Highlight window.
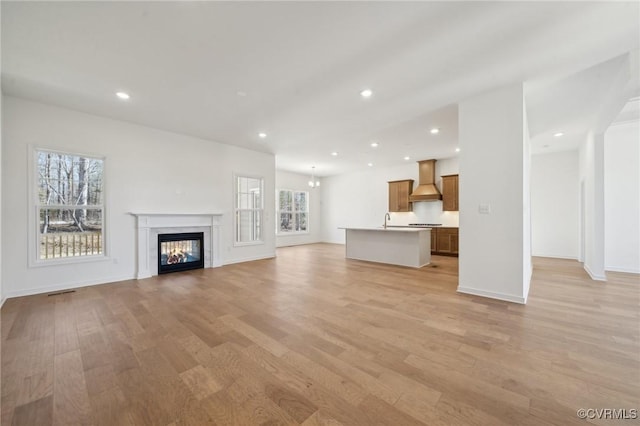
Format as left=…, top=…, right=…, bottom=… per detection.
left=235, top=175, right=263, bottom=245
left=35, top=149, right=105, bottom=262
left=277, top=189, right=308, bottom=234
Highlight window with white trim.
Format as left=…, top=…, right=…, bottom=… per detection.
left=35, top=149, right=105, bottom=261
left=234, top=175, right=263, bottom=244
left=277, top=189, right=308, bottom=234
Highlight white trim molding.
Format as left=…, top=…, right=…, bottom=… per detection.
left=457, top=286, right=527, bottom=304
left=223, top=254, right=276, bottom=266
left=531, top=254, right=579, bottom=260
left=4, top=274, right=134, bottom=300
left=605, top=266, right=640, bottom=274
left=130, top=213, right=223, bottom=279
left=584, top=264, right=607, bottom=281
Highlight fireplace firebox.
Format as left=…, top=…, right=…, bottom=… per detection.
left=158, top=232, right=204, bottom=274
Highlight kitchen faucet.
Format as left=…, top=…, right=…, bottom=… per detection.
left=384, top=212, right=391, bottom=229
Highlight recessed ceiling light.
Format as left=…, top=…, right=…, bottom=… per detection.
left=367, top=162, right=374, bottom=167
left=554, top=132, right=564, bottom=137
left=404, top=156, right=410, bottom=160
left=430, top=128, right=440, bottom=134
left=116, top=92, right=130, bottom=100
left=455, top=148, right=460, bottom=152
left=370, top=142, right=379, bottom=148
left=360, top=89, right=373, bottom=98
left=236, top=91, right=247, bottom=97
left=331, top=151, right=338, bottom=156
left=258, top=132, right=267, bottom=139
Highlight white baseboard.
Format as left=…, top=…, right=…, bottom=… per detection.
left=532, top=254, right=579, bottom=260
left=524, top=263, right=532, bottom=302
left=605, top=266, right=640, bottom=274
left=276, top=241, right=321, bottom=248
left=4, top=274, right=135, bottom=300
left=223, top=254, right=275, bottom=266
left=321, top=239, right=345, bottom=245
left=2, top=255, right=277, bottom=301
left=457, top=286, right=527, bottom=304
left=584, top=264, right=607, bottom=281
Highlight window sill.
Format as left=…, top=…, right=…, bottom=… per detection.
left=29, top=254, right=111, bottom=268
left=233, top=241, right=264, bottom=248
left=277, top=231, right=310, bottom=236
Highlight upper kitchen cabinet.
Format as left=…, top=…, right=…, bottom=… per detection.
left=442, top=174, right=459, bottom=211
left=388, top=179, right=414, bottom=212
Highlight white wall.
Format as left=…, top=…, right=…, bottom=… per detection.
left=522, top=100, right=532, bottom=297
left=275, top=170, right=323, bottom=247
left=579, top=131, right=607, bottom=280
left=321, top=158, right=459, bottom=244
left=0, top=57, right=3, bottom=307
left=530, top=150, right=580, bottom=259
left=605, top=120, right=640, bottom=273
left=458, top=83, right=530, bottom=304
left=2, top=96, right=276, bottom=298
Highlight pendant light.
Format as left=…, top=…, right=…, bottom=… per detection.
left=308, top=166, right=320, bottom=188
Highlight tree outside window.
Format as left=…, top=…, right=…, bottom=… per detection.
left=35, top=150, right=105, bottom=261
left=277, top=190, right=308, bottom=233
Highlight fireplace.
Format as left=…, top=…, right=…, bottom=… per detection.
left=131, top=213, right=222, bottom=278
left=157, top=232, right=204, bottom=274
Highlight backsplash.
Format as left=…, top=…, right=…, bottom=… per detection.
left=389, top=202, right=459, bottom=227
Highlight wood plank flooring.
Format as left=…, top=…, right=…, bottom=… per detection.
left=2, top=243, right=639, bottom=425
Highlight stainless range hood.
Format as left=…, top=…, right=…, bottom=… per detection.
left=409, top=159, right=442, bottom=202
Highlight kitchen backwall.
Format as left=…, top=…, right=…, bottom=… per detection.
left=322, top=157, right=459, bottom=244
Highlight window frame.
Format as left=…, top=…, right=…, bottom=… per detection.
left=233, top=174, right=265, bottom=247
left=28, top=146, right=109, bottom=267
left=276, top=188, right=310, bottom=235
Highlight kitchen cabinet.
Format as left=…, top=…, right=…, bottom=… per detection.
left=442, top=174, right=459, bottom=211
left=431, top=230, right=437, bottom=252
left=431, top=227, right=459, bottom=256
left=388, top=179, right=414, bottom=212
left=343, top=227, right=431, bottom=268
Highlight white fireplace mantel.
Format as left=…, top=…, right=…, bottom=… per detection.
left=130, top=213, right=223, bottom=279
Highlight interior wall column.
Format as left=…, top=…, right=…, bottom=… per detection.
left=580, top=131, right=607, bottom=280
left=457, top=82, right=532, bottom=304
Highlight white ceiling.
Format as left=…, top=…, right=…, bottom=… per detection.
left=528, top=52, right=640, bottom=154
left=2, top=2, right=639, bottom=175
left=615, top=97, right=640, bottom=125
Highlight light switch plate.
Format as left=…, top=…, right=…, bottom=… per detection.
left=479, top=203, right=491, bottom=214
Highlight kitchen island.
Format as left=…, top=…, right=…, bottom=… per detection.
left=340, top=227, right=431, bottom=268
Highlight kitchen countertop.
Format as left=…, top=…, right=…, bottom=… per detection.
left=385, top=225, right=458, bottom=229
left=338, top=226, right=431, bottom=232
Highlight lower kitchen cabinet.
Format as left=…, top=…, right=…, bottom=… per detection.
left=430, top=231, right=437, bottom=252
left=431, top=227, right=458, bottom=256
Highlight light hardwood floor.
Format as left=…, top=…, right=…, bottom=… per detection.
left=2, top=243, right=638, bottom=425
